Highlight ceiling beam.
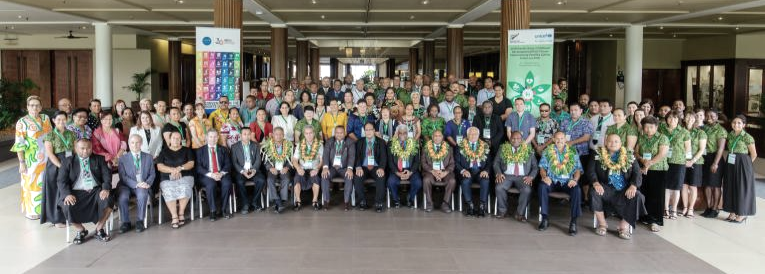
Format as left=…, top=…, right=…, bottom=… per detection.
left=243, top=0, right=304, bottom=39
left=424, top=0, right=499, bottom=40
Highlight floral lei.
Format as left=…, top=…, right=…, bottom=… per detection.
left=425, top=140, right=450, bottom=162
left=392, top=138, right=418, bottom=158
left=543, top=145, right=577, bottom=175
left=597, top=146, right=633, bottom=173
left=499, top=143, right=531, bottom=164
left=459, top=139, right=489, bottom=163
left=300, top=138, right=322, bottom=162
left=262, top=137, right=293, bottom=163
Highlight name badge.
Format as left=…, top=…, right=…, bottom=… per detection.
left=275, top=161, right=284, bottom=170
left=667, top=149, right=673, bottom=159
left=433, top=161, right=443, bottom=170
left=594, top=155, right=601, bottom=161
left=561, top=174, right=570, bottom=179
left=243, top=162, right=251, bottom=171
left=402, top=160, right=409, bottom=169
left=456, top=136, right=464, bottom=143
left=383, top=135, right=390, bottom=142
left=65, top=151, right=73, bottom=158
left=182, top=140, right=187, bottom=146
left=727, top=154, right=736, bottom=164
left=565, top=134, right=572, bottom=141
left=333, top=155, right=342, bottom=167
left=537, top=135, right=546, bottom=145
left=368, top=157, right=376, bottom=166
left=407, top=131, right=414, bottom=138
left=302, top=161, right=313, bottom=170
left=483, top=128, right=491, bottom=139
left=593, top=132, right=601, bottom=140
left=608, top=169, right=617, bottom=175
left=643, top=153, right=653, bottom=160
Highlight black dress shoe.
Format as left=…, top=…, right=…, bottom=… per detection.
left=358, top=202, right=369, bottom=211
left=241, top=205, right=250, bottom=215
left=477, top=203, right=487, bottom=218
left=313, top=202, right=320, bottom=211
left=405, top=199, right=413, bottom=208
left=135, top=222, right=145, bottom=233
left=376, top=204, right=383, bottom=213
left=94, top=229, right=111, bottom=242
left=538, top=219, right=549, bottom=231
left=119, top=223, right=132, bottom=234
left=569, top=222, right=578, bottom=236
left=344, top=202, right=350, bottom=211
left=465, top=203, right=475, bottom=217
left=394, top=201, right=401, bottom=208
left=323, top=201, right=329, bottom=211
left=251, top=203, right=263, bottom=212
left=210, top=212, right=218, bottom=221
left=700, top=208, right=711, bottom=217
left=223, top=213, right=232, bottom=219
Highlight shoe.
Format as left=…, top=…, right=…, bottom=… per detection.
left=73, top=230, right=87, bottom=245
left=394, top=201, right=401, bottom=208
left=538, top=219, right=549, bottom=231
left=441, top=202, right=452, bottom=213
left=224, top=212, right=232, bottom=219
left=478, top=203, right=487, bottom=218
left=252, top=203, right=263, bottom=212
left=135, top=222, right=145, bottom=233
left=344, top=202, right=350, bottom=211
left=704, top=210, right=719, bottom=218
left=210, top=211, right=219, bottom=221
left=294, top=201, right=302, bottom=211
left=94, top=229, right=111, bottom=242
left=119, top=223, right=132, bottom=234
left=495, top=212, right=506, bottom=219
left=313, top=201, right=320, bottom=211
left=376, top=204, right=383, bottom=213
left=241, top=205, right=250, bottom=215
left=405, top=199, right=413, bottom=208
left=323, top=201, right=329, bottom=211
left=514, top=214, right=527, bottom=223
left=178, top=215, right=186, bottom=226
left=730, top=217, right=748, bottom=224
left=358, top=202, right=369, bottom=211
left=568, top=222, right=578, bottom=236
left=465, top=203, right=475, bottom=217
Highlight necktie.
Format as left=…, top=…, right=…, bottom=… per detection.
left=513, top=148, right=520, bottom=175
left=133, top=153, right=140, bottom=170
left=597, top=116, right=604, bottom=130
left=211, top=147, right=219, bottom=173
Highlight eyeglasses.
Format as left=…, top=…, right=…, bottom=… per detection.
left=540, top=109, right=550, bottom=112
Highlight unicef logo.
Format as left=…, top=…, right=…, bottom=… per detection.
left=202, top=37, right=212, bottom=46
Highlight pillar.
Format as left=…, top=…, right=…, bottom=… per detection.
left=409, top=47, right=419, bottom=81
left=214, top=0, right=243, bottom=96
left=168, top=39, right=182, bottom=102
left=329, top=58, right=339, bottom=79
left=625, top=25, right=643, bottom=107
left=446, top=26, right=464, bottom=79
left=310, top=47, right=320, bottom=82
left=500, top=0, right=530, bottom=84
left=255, top=55, right=264, bottom=79
left=296, top=39, right=309, bottom=83
left=422, top=40, right=435, bottom=77
left=386, top=58, right=396, bottom=80
left=94, top=22, right=112, bottom=107
left=270, top=26, right=288, bottom=85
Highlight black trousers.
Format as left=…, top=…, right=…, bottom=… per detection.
left=234, top=172, right=266, bottom=209
left=353, top=167, right=386, bottom=205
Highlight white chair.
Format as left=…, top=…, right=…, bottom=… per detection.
left=458, top=183, right=492, bottom=213
left=493, top=187, right=528, bottom=219
left=157, top=187, right=195, bottom=225
left=538, top=191, right=571, bottom=222
left=197, top=186, right=234, bottom=219
left=330, top=177, right=355, bottom=206
left=108, top=195, right=152, bottom=234
left=423, top=182, right=455, bottom=211
left=386, top=180, right=418, bottom=209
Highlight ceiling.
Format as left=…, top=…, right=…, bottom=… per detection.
left=2, top=0, right=765, bottom=60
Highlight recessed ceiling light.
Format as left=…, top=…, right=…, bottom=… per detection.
left=80, top=26, right=87, bottom=29
left=421, top=0, right=429, bottom=4
left=320, top=15, right=325, bottom=19
left=717, top=16, right=724, bottom=21
left=673, top=33, right=677, bottom=38
left=609, top=34, right=613, bottom=37
left=735, top=26, right=741, bottom=30
left=659, top=26, right=664, bottom=30
left=17, top=15, right=22, bottom=19
left=175, top=0, right=184, bottom=4
left=311, top=0, right=317, bottom=4
left=255, top=10, right=263, bottom=15
left=557, top=1, right=566, bottom=5
left=409, top=15, right=415, bottom=20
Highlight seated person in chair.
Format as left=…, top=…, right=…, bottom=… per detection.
left=353, top=122, right=388, bottom=213
left=455, top=127, right=491, bottom=217
left=292, top=125, right=323, bottom=211
left=421, top=130, right=457, bottom=213
left=494, top=131, right=538, bottom=222
left=263, top=127, right=294, bottom=213
left=320, top=126, right=355, bottom=211
left=387, top=125, right=422, bottom=208
left=156, top=132, right=195, bottom=228
left=231, top=127, right=265, bottom=214
left=195, top=130, right=233, bottom=221
left=117, top=134, right=156, bottom=233
left=538, top=131, right=584, bottom=236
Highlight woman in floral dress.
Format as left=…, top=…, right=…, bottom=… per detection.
left=12, top=95, right=52, bottom=219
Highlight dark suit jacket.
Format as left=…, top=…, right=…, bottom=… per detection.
left=322, top=137, right=355, bottom=169
left=195, top=145, right=232, bottom=176
left=58, top=154, right=112, bottom=197
left=492, top=145, right=539, bottom=177
left=421, top=144, right=455, bottom=174
left=454, top=142, right=492, bottom=174
left=231, top=141, right=262, bottom=173
left=117, top=151, right=156, bottom=189
left=326, top=88, right=344, bottom=104
left=472, top=113, right=505, bottom=151
left=387, top=138, right=420, bottom=173
left=354, top=137, right=388, bottom=170
left=587, top=154, right=642, bottom=189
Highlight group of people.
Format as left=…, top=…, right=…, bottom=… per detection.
left=12, top=74, right=757, bottom=245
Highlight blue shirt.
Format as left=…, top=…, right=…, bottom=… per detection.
left=559, top=117, right=594, bottom=156
left=505, top=111, right=537, bottom=139
left=240, top=107, right=258, bottom=126
left=347, top=113, right=377, bottom=139
left=607, top=152, right=627, bottom=191
left=551, top=110, right=570, bottom=124
left=539, top=145, right=583, bottom=184
left=444, top=119, right=470, bottom=145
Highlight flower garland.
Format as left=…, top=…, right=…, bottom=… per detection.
left=543, top=145, right=577, bottom=176
left=425, top=140, right=450, bottom=162
left=391, top=138, right=418, bottom=158
left=597, top=146, right=633, bottom=173
left=459, top=138, right=489, bottom=163
left=499, top=143, right=531, bottom=164
left=262, top=137, right=293, bottom=163
left=300, top=138, right=322, bottom=162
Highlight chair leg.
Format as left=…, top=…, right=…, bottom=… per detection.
left=458, top=188, right=462, bottom=212
left=190, top=187, right=195, bottom=221
left=524, top=205, right=529, bottom=219
left=351, top=187, right=356, bottom=206
left=266, top=184, right=271, bottom=208
left=386, top=187, right=390, bottom=208
left=158, top=189, right=163, bottom=225
left=198, top=189, right=204, bottom=219
left=493, top=195, right=498, bottom=215
left=592, top=214, right=597, bottom=229
left=144, top=197, right=149, bottom=228
left=538, top=205, right=542, bottom=222
left=107, top=211, right=113, bottom=236
left=232, top=185, right=238, bottom=213
left=414, top=189, right=418, bottom=209
left=451, top=193, right=455, bottom=211
left=65, top=220, right=71, bottom=243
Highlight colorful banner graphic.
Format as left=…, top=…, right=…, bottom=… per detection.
left=506, top=28, right=554, bottom=117
left=196, top=27, right=242, bottom=111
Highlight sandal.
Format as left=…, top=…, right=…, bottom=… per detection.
left=171, top=218, right=180, bottom=229
left=73, top=229, right=87, bottom=245
left=293, top=201, right=302, bottom=211
left=684, top=211, right=695, bottom=218
left=94, top=229, right=111, bottom=242
left=663, top=210, right=670, bottom=219
left=669, top=211, right=678, bottom=220
left=595, top=226, right=608, bottom=236
left=649, top=223, right=660, bottom=232
left=617, top=228, right=632, bottom=240
left=178, top=215, right=186, bottom=226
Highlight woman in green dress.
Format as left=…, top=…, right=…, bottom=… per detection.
left=12, top=95, right=53, bottom=220
left=660, top=110, right=691, bottom=220
left=634, top=116, right=669, bottom=232
left=606, top=108, right=638, bottom=151
left=420, top=104, right=445, bottom=142
left=41, top=111, right=76, bottom=226
left=410, top=91, right=427, bottom=119
left=680, top=110, right=707, bottom=218
left=722, top=115, right=757, bottom=223
left=701, top=109, right=727, bottom=218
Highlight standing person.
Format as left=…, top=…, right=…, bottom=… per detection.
left=410, top=91, right=427, bottom=118
left=188, top=103, right=212, bottom=150
left=387, top=125, right=422, bottom=208
left=272, top=102, right=299, bottom=142
left=505, top=97, right=537, bottom=145
left=265, top=85, right=284, bottom=117
left=57, top=98, right=73, bottom=125
left=12, top=96, right=52, bottom=219
left=291, top=126, right=324, bottom=211
left=550, top=98, right=570, bottom=125
left=533, top=103, right=558, bottom=155
left=87, top=99, right=102, bottom=130
left=119, top=108, right=136, bottom=140
left=421, top=104, right=446, bottom=142
left=476, top=77, right=495, bottom=105
left=555, top=78, right=569, bottom=103
left=560, top=104, right=593, bottom=185
left=162, top=107, right=190, bottom=148
left=472, top=102, right=505, bottom=157
left=494, top=131, right=537, bottom=222
left=353, top=123, right=388, bottom=213
left=346, top=100, right=376, bottom=141
left=635, top=117, right=670, bottom=232
left=722, top=115, right=757, bottom=223
left=219, top=108, right=244, bottom=148
left=381, top=87, right=404, bottom=119
left=130, top=111, right=163, bottom=158
left=180, top=103, right=194, bottom=124
left=701, top=110, right=727, bottom=218
left=152, top=100, right=168, bottom=129
left=320, top=100, right=348, bottom=141
left=67, top=108, right=93, bottom=140
left=631, top=109, right=646, bottom=129
left=606, top=108, right=638, bottom=152
left=92, top=112, right=127, bottom=171
left=438, top=89, right=459, bottom=122
left=196, top=131, right=234, bottom=221
left=320, top=126, right=355, bottom=210
left=400, top=104, right=422, bottom=141
left=41, top=111, right=75, bottom=227
left=250, top=109, right=273, bottom=143
left=445, top=106, right=470, bottom=148
left=660, top=110, right=691, bottom=220
left=681, top=111, right=706, bottom=218
left=117, top=134, right=156, bottom=233
left=376, top=107, right=398, bottom=143
left=455, top=127, right=491, bottom=217
left=538, top=131, right=584, bottom=236
left=208, top=96, right=230, bottom=132
left=421, top=130, right=457, bottom=213
left=294, top=106, right=322, bottom=142
left=241, top=95, right=259, bottom=126
left=230, top=127, right=265, bottom=214
left=314, top=94, right=327, bottom=120
left=490, top=84, right=513, bottom=121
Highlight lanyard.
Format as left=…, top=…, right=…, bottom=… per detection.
left=456, top=120, right=465, bottom=136
left=53, top=128, right=71, bottom=150
left=243, top=143, right=250, bottom=160
left=279, top=115, right=288, bottom=125
left=518, top=112, right=525, bottom=129
left=27, top=115, right=42, bottom=129
left=366, top=138, right=374, bottom=155
left=667, top=127, right=677, bottom=143
left=133, top=153, right=141, bottom=170
left=335, top=140, right=343, bottom=154
left=484, top=117, right=490, bottom=128
left=596, top=114, right=611, bottom=129
left=446, top=102, right=455, bottom=114
left=382, top=120, right=392, bottom=136
left=329, top=113, right=339, bottom=127
left=171, top=122, right=185, bottom=140
left=729, top=132, right=744, bottom=151
left=567, top=118, right=581, bottom=133
left=360, top=114, right=368, bottom=125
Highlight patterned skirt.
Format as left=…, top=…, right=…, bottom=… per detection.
left=160, top=176, right=194, bottom=202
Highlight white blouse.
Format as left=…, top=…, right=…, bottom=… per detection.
left=130, top=126, right=163, bottom=158
left=271, top=114, right=298, bottom=142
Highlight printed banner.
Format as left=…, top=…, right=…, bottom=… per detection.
left=506, top=28, right=554, bottom=117
left=196, top=27, right=242, bottom=111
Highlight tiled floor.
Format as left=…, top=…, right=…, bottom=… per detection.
left=0, top=157, right=761, bottom=273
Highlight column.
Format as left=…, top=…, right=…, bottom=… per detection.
left=255, top=55, right=264, bottom=79
left=409, top=47, right=419, bottom=81
left=625, top=25, right=643, bottom=107
left=386, top=58, right=396, bottom=80
left=168, top=39, right=182, bottom=101
left=270, top=26, right=288, bottom=85
left=94, top=22, right=112, bottom=108
left=214, top=0, right=243, bottom=96
left=296, top=39, right=309, bottom=83
left=446, top=26, right=464, bottom=79
left=310, top=47, right=320, bottom=82
left=422, top=40, right=435, bottom=77
left=500, top=0, right=530, bottom=84
left=329, top=58, right=339, bottom=79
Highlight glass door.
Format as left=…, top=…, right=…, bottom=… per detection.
left=748, top=68, right=763, bottom=115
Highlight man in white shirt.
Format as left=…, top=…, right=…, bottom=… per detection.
left=438, top=89, right=459, bottom=122
left=476, top=77, right=495, bottom=105
left=351, top=79, right=366, bottom=103
left=589, top=99, right=615, bottom=152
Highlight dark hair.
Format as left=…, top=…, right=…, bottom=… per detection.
left=613, top=108, right=625, bottom=115
left=300, top=91, right=312, bottom=102
left=89, top=99, right=101, bottom=107
left=53, top=110, right=68, bottom=119
left=494, top=83, right=504, bottom=90
left=627, top=101, right=638, bottom=107
left=98, top=110, right=113, bottom=120
left=514, top=97, right=525, bottom=103
left=73, top=107, right=88, bottom=116
left=303, top=105, right=315, bottom=112
left=733, top=114, right=747, bottom=124
left=641, top=116, right=659, bottom=127
left=540, top=103, right=551, bottom=109
left=246, top=95, right=256, bottom=101
left=599, top=99, right=612, bottom=107
left=666, top=110, right=682, bottom=119
left=557, top=78, right=567, bottom=85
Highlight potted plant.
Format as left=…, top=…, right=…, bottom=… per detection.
left=124, top=69, right=154, bottom=109
left=0, top=78, right=37, bottom=131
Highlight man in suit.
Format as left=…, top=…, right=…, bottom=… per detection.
left=455, top=127, right=492, bottom=217
left=387, top=125, right=422, bottom=208
left=231, top=127, right=265, bottom=214
left=472, top=101, right=505, bottom=160
left=58, top=139, right=114, bottom=245
left=494, top=131, right=538, bottom=222
left=117, top=134, right=156, bottom=233
left=354, top=122, right=388, bottom=212
left=421, top=130, right=457, bottom=213
left=326, top=79, right=345, bottom=105
left=321, top=126, right=355, bottom=211
left=195, top=130, right=234, bottom=221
